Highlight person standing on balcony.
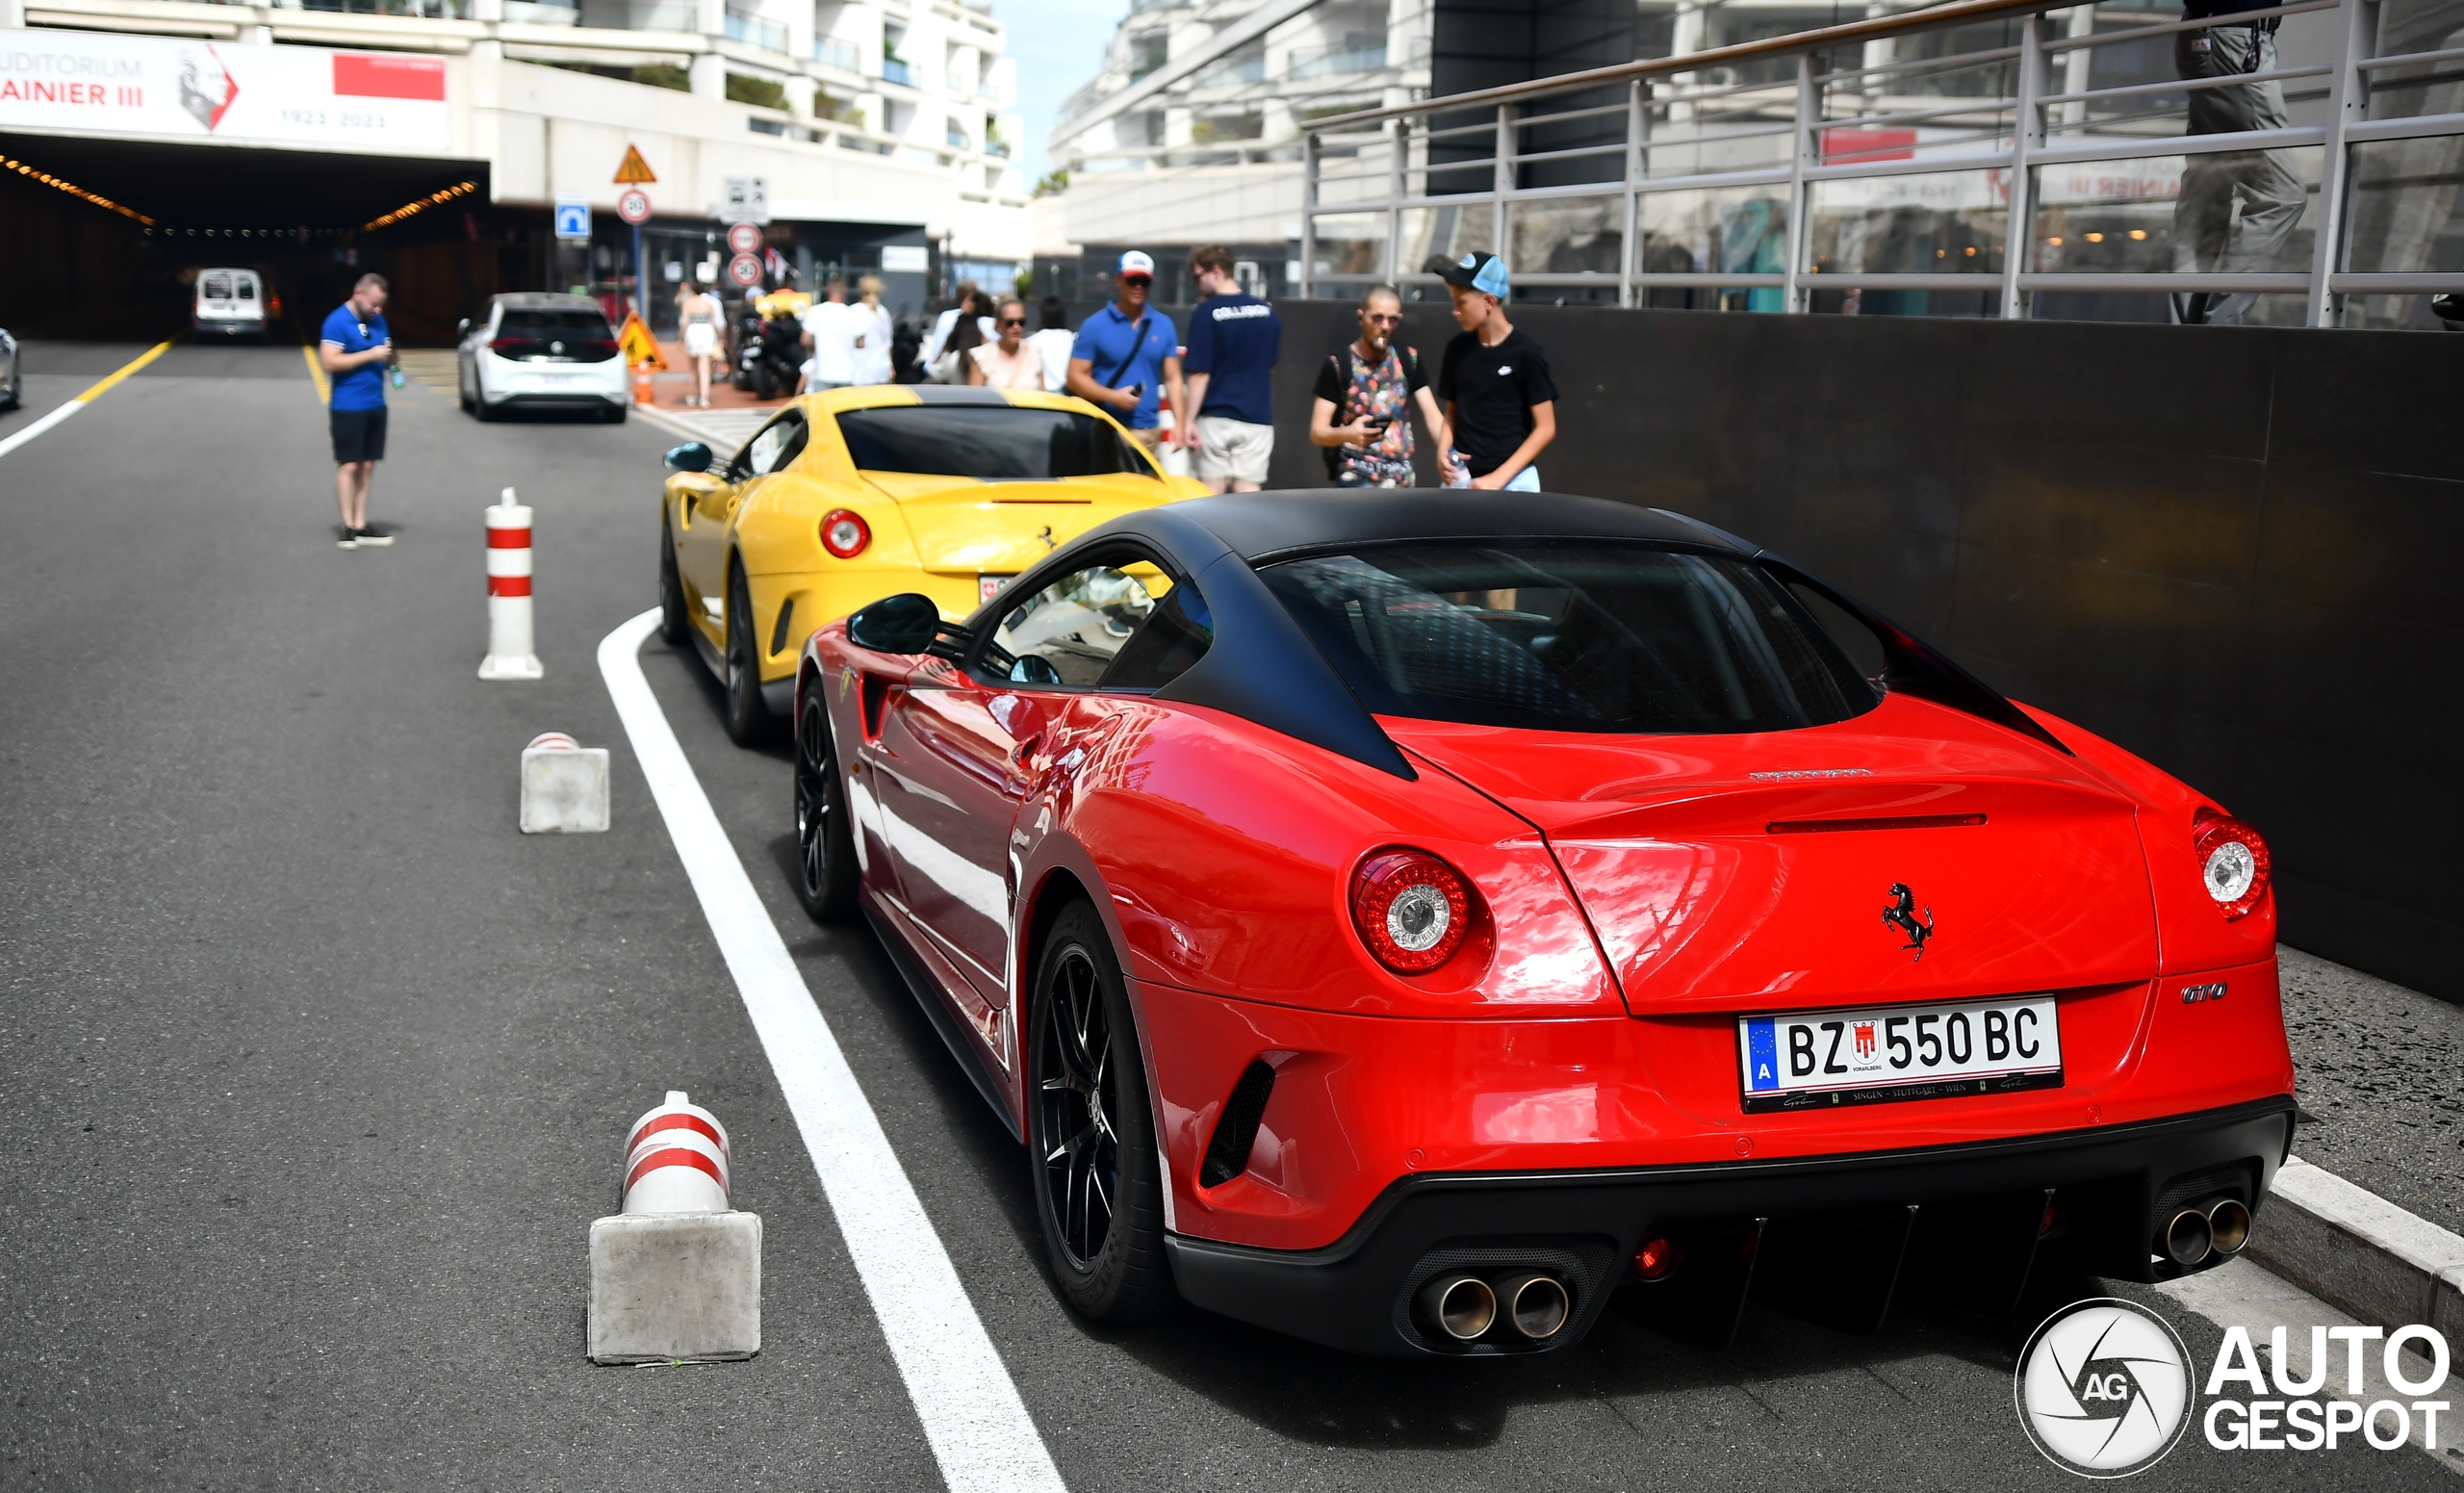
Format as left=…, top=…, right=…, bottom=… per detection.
left=1310, top=284, right=1444, bottom=488
left=1182, top=245, right=1280, bottom=492
left=2169, top=0, right=2304, bottom=325
left=1066, top=250, right=1183, bottom=455
left=1434, top=252, right=1555, bottom=491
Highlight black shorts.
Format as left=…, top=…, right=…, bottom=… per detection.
left=330, top=405, right=388, bottom=464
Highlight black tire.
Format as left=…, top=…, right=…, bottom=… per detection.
left=656, top=512, right=690, bottom=646
left=792, top=687, right=860, bottom=921
left=474, top=393, right=499, bottom=423
left=722, top=562, right=768, bottom=745
left=603, top=403, right=628, bottom=425
left=458, top=362, right=474, bottom=412
left=1028, top=901, right=1173, bottom=1324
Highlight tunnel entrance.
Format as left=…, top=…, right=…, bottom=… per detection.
left=0, top=133, right=554, bottom=345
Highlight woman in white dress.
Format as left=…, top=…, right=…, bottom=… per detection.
left=675, top=279, right=724, bottom=408
left=849, top=275, right=895, bottom=385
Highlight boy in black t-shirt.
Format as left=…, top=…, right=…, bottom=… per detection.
left=1433, top=252, right=1556, bottom=491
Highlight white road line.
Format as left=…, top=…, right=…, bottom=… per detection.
left=0, top=399, right=85, bottom=462
left=597, top=608, right=1065, bottom=1493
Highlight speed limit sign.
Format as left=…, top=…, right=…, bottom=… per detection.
left=726, top=222, right=761, bottom=255
left=726, top=252, right=763, bottom=289
left=616, top=188, right=653, bottom=225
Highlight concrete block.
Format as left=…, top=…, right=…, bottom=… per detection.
left=522, top=745, right=609, bottom=834
left=2247, top=1156, right=2464, bottom=1362
left=587, top=1210, right=761, bottom=1364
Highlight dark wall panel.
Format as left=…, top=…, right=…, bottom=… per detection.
left=1265, top=299, right=2464, bottom=1002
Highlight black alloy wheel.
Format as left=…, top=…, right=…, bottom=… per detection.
left=722, top=563, right=768, bottom=744
left=1028, top=901, right=1173, bottom=1323
left=656, top=513, right=690, bottom=646
left=792, top=691, right=860, bottom=920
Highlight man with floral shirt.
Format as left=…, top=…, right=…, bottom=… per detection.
left=1307, top=285, right=1446, bottom=487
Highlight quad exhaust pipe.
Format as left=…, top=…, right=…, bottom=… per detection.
left=1414, top=1270, right=1572, bottom=1345
left=2160, top=1196, right=2253, bottom=1267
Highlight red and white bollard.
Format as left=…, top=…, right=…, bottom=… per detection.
left=623, top=1091, right=731, bottom=1214
left=587, top=1090, right=763, bottom=1364
left=478, top=488, right=544, bottom=681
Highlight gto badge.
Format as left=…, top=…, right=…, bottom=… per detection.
left=1883, top=883, right=1935, bottom=961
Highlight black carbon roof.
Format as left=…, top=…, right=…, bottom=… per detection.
left=1138, top=490, right=1732, bottom=564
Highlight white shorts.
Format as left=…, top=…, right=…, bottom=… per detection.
left=1193, top=416, right=1273, bottom=484
left=683, top=322, right=718, bottom=358
left=1504, top=465, right=1541, bottom=492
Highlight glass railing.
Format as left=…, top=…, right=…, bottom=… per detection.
left=813, top=37, right=860, bottom=71
left=1299, top=0, right=2464, bottom=328
left=723, top=11, right=786, bottom=53
left=1289, top=43, right=1387, bottom=81
left=882, top=56, right=914, bottom=86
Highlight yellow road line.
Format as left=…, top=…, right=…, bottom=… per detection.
left=301, top=344, right=331, bottom=405
left=75, top=340, right=173, bottom=402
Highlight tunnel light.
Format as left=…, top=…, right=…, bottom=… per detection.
left=363, top=179, right=481, bottom=232
left=0, top=153, right=153, bottom=225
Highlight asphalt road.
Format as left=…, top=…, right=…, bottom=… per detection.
left=1, top=342, right=2454, bottom=1491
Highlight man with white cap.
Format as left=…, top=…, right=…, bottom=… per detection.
left=1065, top=250, right=1185, bottom=454
left=1434, top=250, right=1556, bottom=492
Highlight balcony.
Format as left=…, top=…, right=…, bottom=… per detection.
left=881, top=56, right=913, bottom=87
left=723, top=11, right=786, bottom=53
left=813, top=37, right=860, bottom=71
left=1288, top=40, right=1386, bottom=80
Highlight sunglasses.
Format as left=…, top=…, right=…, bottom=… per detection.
left=1120, top=273, right=1152, bottom=286
left=1365, top=313, right=1403, bottom=325
left=997, top=317, right=1026, bottom=326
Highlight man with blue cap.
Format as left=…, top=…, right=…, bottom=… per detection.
left=1065, top=249, right=1185, bottom=455
left=1434, top=250, right=1556, bottom=492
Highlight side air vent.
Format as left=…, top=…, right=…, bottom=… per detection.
left=1198, top=1060, right=1277, bottom=1188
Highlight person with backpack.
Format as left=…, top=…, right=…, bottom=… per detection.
left=1308, top=284, right=1445, bottom=487
left=1065, top=250, right=1183, bottom=455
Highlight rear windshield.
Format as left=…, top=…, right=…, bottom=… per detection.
left=500, top=309, right=612, bottom=338
left=1257, top=542, right=1879, bottom=734
left=835, top=406, right=1151, bottom=481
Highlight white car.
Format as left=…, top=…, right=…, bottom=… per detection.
left=456, top=293, right=629, bottom=423
left=192, top=268, right=268, bottom=341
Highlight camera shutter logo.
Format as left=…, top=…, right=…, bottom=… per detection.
left=2015, top=1299, right=2194, bottom=1477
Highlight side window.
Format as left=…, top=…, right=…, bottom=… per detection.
left=977, top=561, right=1210, bottom=690
left=737, top=412, right=808, bottom=479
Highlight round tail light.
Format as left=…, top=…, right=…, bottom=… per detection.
left=820, top=508, right=870, bottom=559
left=2192, top=810, right=2270, bottom=921
left=1348, top=848, right=1476, bottom=973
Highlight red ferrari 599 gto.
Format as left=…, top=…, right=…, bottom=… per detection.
left=788, top=492, right=2294, bottom=1355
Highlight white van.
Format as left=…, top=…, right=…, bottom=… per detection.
left=192, top=268, right=268, bottom=340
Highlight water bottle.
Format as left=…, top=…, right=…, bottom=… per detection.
left=1444, top=449, right=1472, bottom=489
left=388, top=363, right=407, bottom=391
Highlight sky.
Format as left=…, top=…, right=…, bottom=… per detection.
left=987, top=0, right=1126, bottom=181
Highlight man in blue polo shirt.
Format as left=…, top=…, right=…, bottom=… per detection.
left=318, top=272, right=398, bottom=549
left=1065, top=250, right=1183, bottom=456
left=1182, top=244, right=1280, bottom=493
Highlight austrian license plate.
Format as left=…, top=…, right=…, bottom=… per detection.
left=980, top=574, right=1015, bottom=604
left=1737, top=995, right=2062, bottom=1113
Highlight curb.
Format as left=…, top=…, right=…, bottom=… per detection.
left=2246, top=1155, right=2464, bottom=1351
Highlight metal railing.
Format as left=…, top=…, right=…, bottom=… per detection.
left=1298, top=0, right=2464, bottom=325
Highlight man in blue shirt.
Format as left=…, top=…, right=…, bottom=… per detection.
left=318, top=272, right=398, bottom=549
left=1065, top=250, right=1183, bottom=457
left=1182, top=244, right=1280, bottom=493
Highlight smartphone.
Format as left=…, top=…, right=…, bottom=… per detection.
left=1364, top=415, right=1393, bottom=430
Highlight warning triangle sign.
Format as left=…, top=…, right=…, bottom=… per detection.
left=613, top=144, right=657, bottom=184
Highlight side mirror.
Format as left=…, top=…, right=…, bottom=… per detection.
left=846, top=593, right=943, bottom=655
left=663, top=441, right=715, bottom=474
left=457, top=317, right=471, bottom=338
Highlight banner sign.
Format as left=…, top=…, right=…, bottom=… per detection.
left=0, top=29, right=449, bottom=151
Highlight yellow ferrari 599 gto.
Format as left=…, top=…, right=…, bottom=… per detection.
left=657, top=385, right=1207, bottom=741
